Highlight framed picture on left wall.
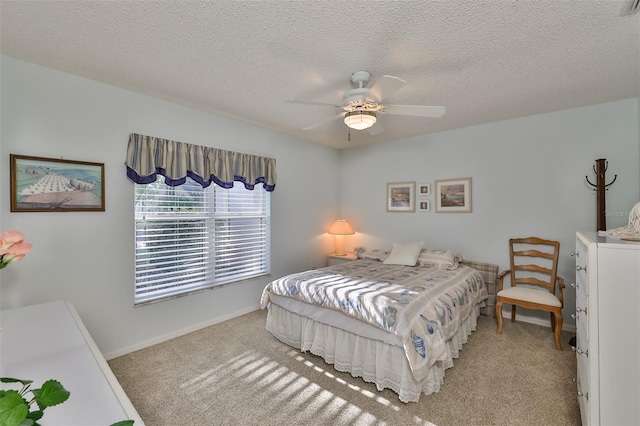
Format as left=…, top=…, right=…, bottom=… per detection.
left=10, top=154, right=105, bottom=212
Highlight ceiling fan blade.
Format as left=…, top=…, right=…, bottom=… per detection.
left=621, top=0, right=640, bottom=15
left=285, top=99, right=339, bottom=107
left=368, top=121, right=385, bottom=135
left=382, top=105, right=446, bottom=118
left=302, top=113, right=344, bottom=131
left=365, top=75, right=406, bottom=103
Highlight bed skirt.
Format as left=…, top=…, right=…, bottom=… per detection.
left=266, top=302, right=481, bottom=403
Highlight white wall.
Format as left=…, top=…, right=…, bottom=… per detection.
left=0, top=56, right=340, bottom=358
left=339, top=98, right=640, bottom=329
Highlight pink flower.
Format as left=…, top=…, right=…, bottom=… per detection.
left=0, top=230, right=31, bottom=269
left=0, top=230, right=26, bottom=247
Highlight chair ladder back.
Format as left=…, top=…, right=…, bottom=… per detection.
left=512, top=249, right=555, bottom=259
left=509, top=237, right=560, bottom=294
left=497, top=236, right=565, bottom=350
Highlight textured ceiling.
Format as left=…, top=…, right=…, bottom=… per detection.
left=1, top=1, right=639, bottom=149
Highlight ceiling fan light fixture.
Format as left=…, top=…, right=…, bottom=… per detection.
left=344, top=111, right=377, bottom=130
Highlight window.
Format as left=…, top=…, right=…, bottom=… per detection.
left=134, top=176, right=270, bottom=305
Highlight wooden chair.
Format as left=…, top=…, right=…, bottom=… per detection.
left=496, top=237, right=565, bottom=350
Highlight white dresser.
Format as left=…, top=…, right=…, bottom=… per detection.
left=0, top=300, right=144, bottom=425
left=574, top=232, right=640, bottom=426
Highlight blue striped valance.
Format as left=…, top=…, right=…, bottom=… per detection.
left=125, top=133, right=276, bottom=191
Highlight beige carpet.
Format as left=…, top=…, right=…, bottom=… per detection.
left=109, top=310, right=581, bottom=426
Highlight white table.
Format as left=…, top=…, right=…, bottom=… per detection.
left=0, top=300, right=144, bottom=426
left=327, top=252, right=357, bottom=266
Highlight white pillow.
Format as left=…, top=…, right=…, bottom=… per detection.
left=383, top=242, right=424, bottom=266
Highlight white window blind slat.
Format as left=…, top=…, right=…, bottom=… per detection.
left=134, top=176, right=270, bottom=305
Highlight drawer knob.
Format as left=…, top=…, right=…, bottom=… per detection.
left=571, top=313, right=577, bottom=320
left=570, top=251, right=580, bottom=258
left=577, top=391, right=589, bottom=400
left=576, top=307, right=587, bottom=315
left=576, top=348, right=589, bottom=357
left=576, top=265, right=587, bottom=272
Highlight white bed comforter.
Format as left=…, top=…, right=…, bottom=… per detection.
left=260, top=260, right=487, bottom=382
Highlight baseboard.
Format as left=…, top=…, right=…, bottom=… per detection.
left=104, top=305, right=261, bottom=360
left=499, top=312, right=577, bottom=333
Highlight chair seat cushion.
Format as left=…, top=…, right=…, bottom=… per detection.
left=498, top=286, right=561, bottom=307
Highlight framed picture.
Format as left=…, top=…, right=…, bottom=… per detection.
left=386, top=181, right=415, bottom=212
left=435, top=177, right=472, bottom=213
left=418, top=200, right=430, bottom=212
left=418, top=183, right=431, bottom=196
left=10, top=154, right=105, bottom=212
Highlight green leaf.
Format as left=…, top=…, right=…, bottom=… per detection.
left=0, top=378, right=33, bottom=386
left=110, top=421, right=135, bottom=426
left=17, top=418, right=35, bottom=426
left=0, top=389, right=29, bottom=426
left=25, top=410, right=43, bottom=421
left=31, top=380, right=70, bottom=409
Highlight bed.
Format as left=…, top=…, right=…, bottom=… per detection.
left=260, top=246, right=499, bottom=403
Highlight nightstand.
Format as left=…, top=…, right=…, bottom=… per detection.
left=328, top=253, right=357, bottom=266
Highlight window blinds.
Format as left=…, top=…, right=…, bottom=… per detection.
left=134, top=176, right=270, bottom=305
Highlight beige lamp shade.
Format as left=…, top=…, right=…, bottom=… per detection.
left=328, top=220, right=354, bottom=255
left=328, top=220, right=355, bottom=235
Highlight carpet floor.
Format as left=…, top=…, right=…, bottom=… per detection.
left=109, top=309, right=581, bottom=426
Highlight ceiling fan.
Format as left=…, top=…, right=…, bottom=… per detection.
left=621, top=0, right=639, bottom=15
left=287, top=70, right=446, bottom=135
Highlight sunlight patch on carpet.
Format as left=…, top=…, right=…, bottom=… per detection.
left=288, top=350, right=401, bottom=410
left=178, top=347, right=437, bottom=425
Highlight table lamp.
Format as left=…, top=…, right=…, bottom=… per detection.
left=328, top=220, right=355, bottom=256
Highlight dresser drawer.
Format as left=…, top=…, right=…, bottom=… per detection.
left=575, top=281, right=588, bottom=337
left=575, top=268, right=589, bottom=298
left=576, top=311, right=588, bottom=348
left=574, top=239, right=589, bottom=296
left=577, top=351, right=590, bottom=425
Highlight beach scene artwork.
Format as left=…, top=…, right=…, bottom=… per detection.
left=440, top=183, right=466, bottom=207
left=435, top=177, right=471, bottom=213
left=390, top=186, right=411, bottom=207
left=11, top=155, right=105, bottom=212
left=387, top=181, right=415, bottom=212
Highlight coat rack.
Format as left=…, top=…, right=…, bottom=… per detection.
left=585, top=158, right=617, bottom=231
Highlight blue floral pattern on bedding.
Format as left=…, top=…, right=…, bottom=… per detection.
left=260, top=259, right=488, bottom=382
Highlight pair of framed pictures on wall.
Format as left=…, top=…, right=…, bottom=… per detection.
left=386, top=177, right=472, bottom=213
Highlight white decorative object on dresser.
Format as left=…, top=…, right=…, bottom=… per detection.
left=573, top=232, right=640, bottom=426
